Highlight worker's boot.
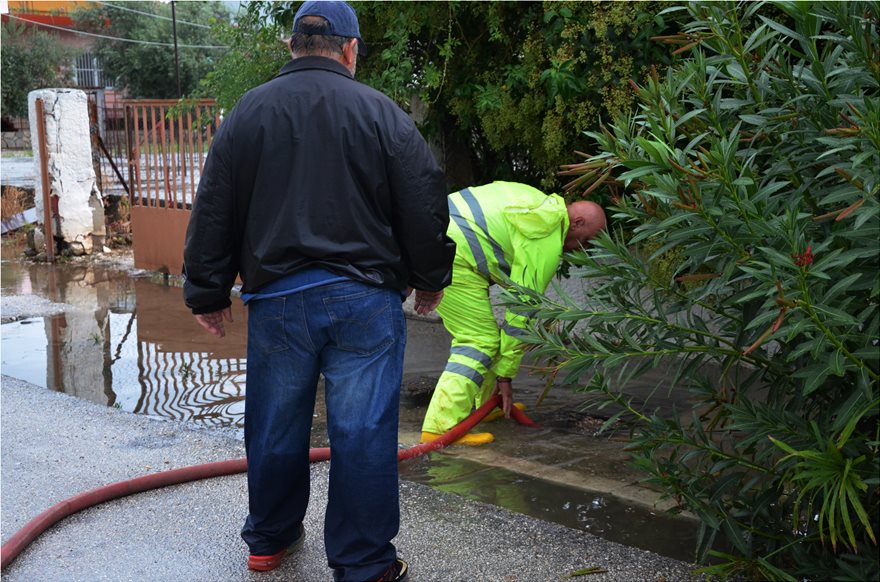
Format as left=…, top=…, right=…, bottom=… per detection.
left=420, top=431, right=495, bottom=446
left=481, top=402, right=526, bottom=423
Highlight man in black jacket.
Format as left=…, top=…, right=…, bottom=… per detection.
left=182, top=2, right=454, bottom=580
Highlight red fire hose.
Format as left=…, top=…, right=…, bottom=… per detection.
left=1, top=394, right=537, bottom=569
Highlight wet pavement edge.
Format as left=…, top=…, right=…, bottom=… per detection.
left=0, top=375, right=701, bottom=581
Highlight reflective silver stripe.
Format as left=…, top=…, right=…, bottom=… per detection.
left=444, top=362, right=484, bottom=386
left=501, top=321, right=529, bottom=338
left=460, top=188, right=511, bottom=276
left=449, top=197, right=489, bottom=277
left=450, top=345, right=493, bottom=368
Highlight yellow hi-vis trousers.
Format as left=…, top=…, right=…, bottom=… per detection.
left=421, top=255, right=501, bottom=435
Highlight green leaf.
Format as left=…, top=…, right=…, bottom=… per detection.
left=836, top=398, right=880, bottom=448
left=618, top=166, right=661, bottom=182
left=743, top=23, right=774, bottom=53
left=675, top=109, right=707, bottom=128
left=565, top=566, right=608, bottom=577
left=756, top=558, right=799, bottom=582
left=753, top=180, right=790, bottom=200
left=721, top=517, right=749, bottom=555
left=739, top=114, right=768, bottom=126
left=821, top=273, right=862, bottom=303
left=756, top=246, right=797, bottom=268
left=829, top=349, right=846, bottom=376
left=846, top=480, right=878, bottom=545
left=803, top=368, right=831, bottom=395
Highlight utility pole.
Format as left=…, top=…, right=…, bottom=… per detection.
left=171, top=0, right=182, bottom=98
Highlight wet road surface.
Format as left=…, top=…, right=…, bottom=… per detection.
left=1, top=249, right=702, bottom=562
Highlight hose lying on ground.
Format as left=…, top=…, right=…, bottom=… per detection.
left=1, top=393, right=537, bottom=569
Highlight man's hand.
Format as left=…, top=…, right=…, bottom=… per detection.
left=495, top=377, right=513, bottom=418
left=194, top=307, right=233, bottom=338
left=413, top=289, right=443, bottom=315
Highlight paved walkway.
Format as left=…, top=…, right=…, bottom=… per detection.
left=0, top=376, right=701, bottom=581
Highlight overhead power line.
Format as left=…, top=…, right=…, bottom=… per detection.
left=96, top=1, right=213, bottom=30
left=5, top=13, right=228, bottom=49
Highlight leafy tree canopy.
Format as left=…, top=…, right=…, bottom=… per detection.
left=1, top=20, right=72, bottom=119
left=73, top=0, right=230, bottom=99
left=199, top=1, right=681, bottom=192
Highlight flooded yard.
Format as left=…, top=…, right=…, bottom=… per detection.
left=0, top=248, right=701, bottom=562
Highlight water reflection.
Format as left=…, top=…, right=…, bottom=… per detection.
left=0, top=261, right=451, bottom=434
left=1, top=260, right=250, bottom=430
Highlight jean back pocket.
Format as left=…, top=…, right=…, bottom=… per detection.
left=323, top=287, right=394, bottom=355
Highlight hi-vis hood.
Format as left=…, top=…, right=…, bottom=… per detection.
left=502, top=193, right=569, bottom=239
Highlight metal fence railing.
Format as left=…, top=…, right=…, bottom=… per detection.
left=124, top=99, right=220, bottom=210
left=87, top=90, right=129, bottom=198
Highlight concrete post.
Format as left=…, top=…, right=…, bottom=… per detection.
left=28, top=89, right=106, bottom=256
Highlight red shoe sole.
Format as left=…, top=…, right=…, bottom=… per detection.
left=247, top=526, right=305, bottom=571
left=247, top=550, right=286, bottom=571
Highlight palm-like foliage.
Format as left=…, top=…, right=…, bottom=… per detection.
left=505, top=2, right=879, bottom=579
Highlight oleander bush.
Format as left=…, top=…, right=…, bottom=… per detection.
left=507, top=2, right=879, bottom=579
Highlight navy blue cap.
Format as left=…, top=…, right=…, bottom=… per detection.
left=292, top=1, right=366, bottom=54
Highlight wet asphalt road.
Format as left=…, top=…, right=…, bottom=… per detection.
left=0, top=375, right=701, bottom=582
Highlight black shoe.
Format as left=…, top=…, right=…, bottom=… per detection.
left=378, top=558, right=408, bottom=582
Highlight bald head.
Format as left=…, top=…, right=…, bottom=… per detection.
left=563, top=201, right=606, bottom=251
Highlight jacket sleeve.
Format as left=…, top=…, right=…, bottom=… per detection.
left=182, top=114, right=239, bottom=314
left=388, top=118, right=456, bottom=291
left=493, top=232, right=563, bottom=379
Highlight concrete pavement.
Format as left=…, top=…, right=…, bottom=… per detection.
left=0, top=154, right=36, bottom=190
left=0, top=376, right=702, bottom=581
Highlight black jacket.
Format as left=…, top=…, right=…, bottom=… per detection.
left=183, top=57, right=455, bottom=314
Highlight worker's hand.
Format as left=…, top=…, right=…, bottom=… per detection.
left=194, top=307, right=233, bottom=338
left=495, top=377, right=513, bottom=418
left=413, top=289, right=443, bottom=315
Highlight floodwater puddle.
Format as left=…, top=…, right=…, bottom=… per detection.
left=2, top=261, right=250, bottom=433
left=0, top=259, right=456, bottom=440
left=0, top=255, right=700, bottom=562
left=399, top=454, right=697, bottom=563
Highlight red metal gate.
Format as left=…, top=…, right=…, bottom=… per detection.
left=125, top=99, right=220, bottom=274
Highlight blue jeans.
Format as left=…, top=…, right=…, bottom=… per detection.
left=241, top=280, right=406, bottom=581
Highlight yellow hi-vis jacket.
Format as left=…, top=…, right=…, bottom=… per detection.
left=446, top=182, right=569, bottom=378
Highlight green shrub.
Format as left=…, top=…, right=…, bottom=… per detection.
left=508, top=2, right=879, bottom=579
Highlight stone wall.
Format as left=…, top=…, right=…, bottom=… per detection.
left=1, top=130, right=32, bottom=150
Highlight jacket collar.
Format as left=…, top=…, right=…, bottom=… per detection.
left=276, top=56, right=354, bottom=80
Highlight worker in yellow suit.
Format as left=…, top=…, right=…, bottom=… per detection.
left=421, top=181, right=606, bottom=446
